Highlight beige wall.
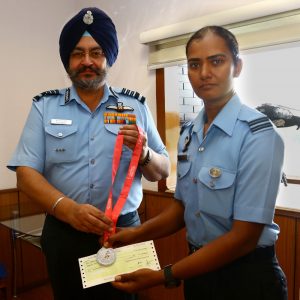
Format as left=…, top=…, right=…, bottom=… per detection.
left=0, top=0, right=263, bottom=189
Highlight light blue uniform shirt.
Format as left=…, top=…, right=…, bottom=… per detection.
left=8, top=84, right=168, bottom=214
left=175, top=95, right=284, bottom=247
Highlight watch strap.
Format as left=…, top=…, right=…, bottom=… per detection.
left=163, top=264, right=181, bottom=288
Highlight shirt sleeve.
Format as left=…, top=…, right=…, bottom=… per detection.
left=7, top=101, right=45, bottom=173
left=143, top=102, right=169, bottom=157
left=233, top=128, right=284, bottom=224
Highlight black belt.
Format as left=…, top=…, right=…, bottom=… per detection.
left=188, top=243, right=275, bottom=262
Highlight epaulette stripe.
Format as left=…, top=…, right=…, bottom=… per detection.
left=248, top=117, right=269, bottom=126
left=117, top=87, right=146, bottom=104
left=33, top=89, right=60, bottom=102
left=250, top=122, right=273, bottom=133
left=140, top=96, right=146, bottom=103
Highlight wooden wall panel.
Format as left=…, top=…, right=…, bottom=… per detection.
left=0, top=189, right=18, bottom=221
left=19, top=192, right=45, bottom=217
left=0, top=224, right=13, bottom=300
left=274, top=214, right=296, bottom=300
left=20, top=240, right=48, bottom=288
left=295, top=220, right=300, bottom=300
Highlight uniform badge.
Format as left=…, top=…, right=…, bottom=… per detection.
left=106, top=102, right=134, bottom=112
left=209, top=167, right=222, bottom=178
left=104, top=112, right=136, bottom=124
left=83, top=10, right=93, bottom=25
left=64, top=88, right=71, bottom=104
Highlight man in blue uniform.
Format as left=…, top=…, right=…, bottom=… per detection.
left=7, top=7, right=169, bottom=300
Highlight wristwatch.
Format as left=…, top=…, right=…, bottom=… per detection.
left=140, top=148, right=152, bottom=166
left=163, top=264, right=181, bottom=288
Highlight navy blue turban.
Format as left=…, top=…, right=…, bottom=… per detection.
left=59, top=7, right=119, bottom=70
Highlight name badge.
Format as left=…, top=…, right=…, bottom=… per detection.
left=50, top=119, right=72, bottom=125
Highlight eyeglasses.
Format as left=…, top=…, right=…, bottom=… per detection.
left=70, top=49, right=105, bottom=61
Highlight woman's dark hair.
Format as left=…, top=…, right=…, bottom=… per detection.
left=186, top=26, right=240, bottom=65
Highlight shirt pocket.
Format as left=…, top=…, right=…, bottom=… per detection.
left=45, top=125, right=78, bottom=163
left=197, top=166, right=236, bottom=218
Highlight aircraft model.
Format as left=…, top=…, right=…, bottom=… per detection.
left=256, top=103, right=300, bottom=130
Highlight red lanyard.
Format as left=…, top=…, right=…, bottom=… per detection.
left=103, top=126, right=144, bottom=242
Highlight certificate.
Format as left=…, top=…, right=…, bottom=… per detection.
left=78, top=240, right=160, bottom=288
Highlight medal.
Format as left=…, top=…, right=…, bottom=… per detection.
left=96, top=247, right=116, bottom=266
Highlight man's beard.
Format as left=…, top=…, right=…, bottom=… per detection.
left=68, top=66, right=108, bottom=90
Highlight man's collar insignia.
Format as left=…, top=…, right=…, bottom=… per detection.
left=64, top=88, right=71, bottom=104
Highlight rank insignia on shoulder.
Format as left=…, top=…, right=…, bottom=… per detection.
left=248, top=116, right=273, bottom=133
left=120, top=88, right=145, bottom=104
left=32, top=89, right=60, bottom=102
left=106, top=102, right=134, bottom=112
left=104, top=112, right=136, bottom=124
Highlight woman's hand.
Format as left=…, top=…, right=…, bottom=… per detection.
left=113, top=268, right=164, bottom=293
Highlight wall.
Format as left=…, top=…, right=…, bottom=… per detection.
left=0, top=0, right=264, bottom=190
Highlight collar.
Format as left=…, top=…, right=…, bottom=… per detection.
left=59, top=83, right=118, bottom=106
left=193, top=94, right=242, bottom=137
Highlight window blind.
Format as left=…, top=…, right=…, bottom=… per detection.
left=140, top=1, right=300, bottom=69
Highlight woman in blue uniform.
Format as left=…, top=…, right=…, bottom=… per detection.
left=109, top=26, right=287, bottom=300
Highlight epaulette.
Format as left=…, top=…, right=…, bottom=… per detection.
left=180, top=120, right=192, bottom=135
left=248, top=116, right=273, bottom=133
left=114, top=87, right=146, bottom=104
left=33, top=89, right=60, bottom=102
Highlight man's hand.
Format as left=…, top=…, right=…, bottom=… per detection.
left=65, top=201, right=113, bottom=236
left=118, top=125, right=148, bottom=162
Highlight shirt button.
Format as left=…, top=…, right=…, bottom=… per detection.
left=209, top=180, right=215, bottom=188
left=90, top=184, right=94, bottom=189
left=195, top=211, right=201, bottom=218
left=91, top=159, right=95, bottom=165
left=57, top=132, right=63, bottom=137
left=193, top=178, right=197, bottom=184
left=198, top=147, right=205, bottom=152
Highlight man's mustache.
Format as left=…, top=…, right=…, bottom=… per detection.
left=76, top=66, right=101, bottom=75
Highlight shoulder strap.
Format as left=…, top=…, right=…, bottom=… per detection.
left=33, top=89, right=60, bottom=102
